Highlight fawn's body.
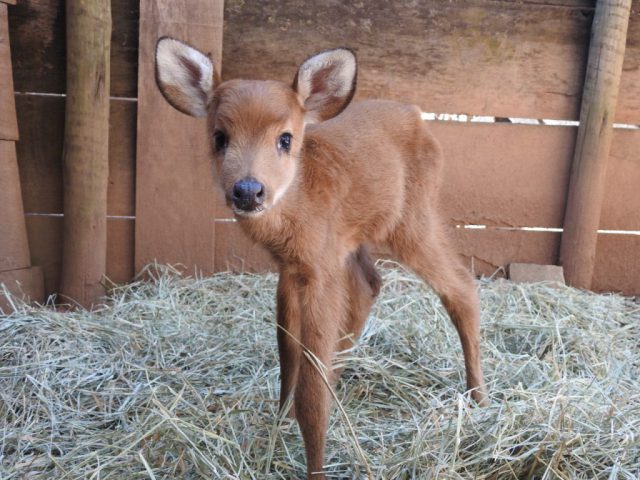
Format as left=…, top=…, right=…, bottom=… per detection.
left=156, top=40, right=487, bottom=478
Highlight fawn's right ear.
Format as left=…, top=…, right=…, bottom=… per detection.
left=155, top=37, right=218, bottom=117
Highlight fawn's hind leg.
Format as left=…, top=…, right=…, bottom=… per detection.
left=337, top=245, right=382, bottom=353
left=390, top=213, right=488, bottom=405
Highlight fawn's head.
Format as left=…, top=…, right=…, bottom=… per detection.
left=155, top=38, right=357, bottom=217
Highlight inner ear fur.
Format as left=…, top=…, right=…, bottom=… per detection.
left=293, top=48, right=357, bottom=122
left=155, top=36, right=219, bottom=117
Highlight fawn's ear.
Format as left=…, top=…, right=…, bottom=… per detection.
left=155, top=37, right=218, bottom=117
left=293, top=48, right=357, bottom=123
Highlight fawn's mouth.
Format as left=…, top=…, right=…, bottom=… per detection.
left=232, top=204, right=266, bottom=218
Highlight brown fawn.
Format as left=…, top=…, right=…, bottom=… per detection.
left=155, top=38, right=487, bottom=478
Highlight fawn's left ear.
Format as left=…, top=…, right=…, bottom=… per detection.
left=293, top=48, right=357, bottom=123
left=155, top=37, right=218, bottom=117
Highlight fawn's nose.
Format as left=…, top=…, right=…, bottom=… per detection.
left=232, top=177, right=265, bottom=212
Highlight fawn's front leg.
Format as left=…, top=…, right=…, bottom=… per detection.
left=294, top=269, right=346, bottom=479
left=276, top=269, right=302, bottom=418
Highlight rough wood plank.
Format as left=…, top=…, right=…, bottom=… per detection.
left=0, top=4, right=18, bottom=140
left=7, top=0, right=138, bottom=97
left=593, top=234, right=640, bottom=295
left=0, top=141, right=31, bottom=272
left=106, top=218, right=134, bottom=285
left=0, top=266, right=44, bottom=313
left=432, top=122, right=575, bottom=228
left=222, top=0, right=593, bottom=121
left=135, top=0, right=223, bottom=276
left=222, top=0, right=639, bottom=123
left=601, top=128, right=640, bottom=230
left=15, top=95, right=135, bottom=216
left=25, top=216, right=135, bottom=297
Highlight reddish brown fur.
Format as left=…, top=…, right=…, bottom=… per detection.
left=156, top=44, right=487, bottom=479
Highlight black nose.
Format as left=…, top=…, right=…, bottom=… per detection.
left=232, top=177, right=265, bottom=211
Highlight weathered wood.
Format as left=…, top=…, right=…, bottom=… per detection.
left=433, top=122, right=575, bottom=228
left=223, top=0, right=592, bottom=121
left=0, top=141, right=31, bottom=272
left=7, top=0, right=138, bottom=97
left=135, top=0, right=223, bottom=276
left=559, top=0, right=632, bottom=290
left=0, top=266, right=44, bottom=313
left=59, top=0, right=111, bottom=307
left=15, top=95, right=136, bottom=216
left=8, top=1, right=640, bottom=121
left=600, top=127, right=640, bottom=230
left=26, top=216, right=135, bottom=297
left=0, top=4, right=18, bottom=140
left=593, top=234, right=640, bottom=294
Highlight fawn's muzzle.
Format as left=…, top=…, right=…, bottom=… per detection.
left=232, top=177, right=265, bottom=212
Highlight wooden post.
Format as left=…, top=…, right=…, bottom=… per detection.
left=59, top=0, right=111, bottom=307
left=559, top=0, right=632, bottom=289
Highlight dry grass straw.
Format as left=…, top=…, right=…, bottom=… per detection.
left=1, top=262, right=639, bottom=479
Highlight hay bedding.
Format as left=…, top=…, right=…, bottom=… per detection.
left=1, top=263, right=639, bottom=479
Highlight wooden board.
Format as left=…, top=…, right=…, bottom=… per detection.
left=25, top=215, right=135, bottom=297
left=221, top=0, right=637, bottom=123
left=0, top=3, right=18, bottom=140
left=135, top=0, right=224, bottom=276
left=0, top=141, right=31, bottom=272
left=8, top=1, right=639, bottom=121
left=432, top=122, right=575, bottom=228
left=593, top=234, right=640, bottom=295
left=15, top=95, right=136, bottom=216
left=7, top=0, right=139, bottom=97
left=600, top=128, right=640, bottom=230
left=0, top=266, right=44, bottom=313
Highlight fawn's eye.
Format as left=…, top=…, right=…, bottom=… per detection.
left=213, top=130, right=228, bottom=152
left=277, top=132, right=292, bottom=153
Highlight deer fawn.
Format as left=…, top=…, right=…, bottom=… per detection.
left=155, top=38, right=488, bottom=478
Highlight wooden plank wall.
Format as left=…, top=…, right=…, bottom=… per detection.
left=9, top=0, right=138, bottom=295
left=7, top=0, right=640, bottom=296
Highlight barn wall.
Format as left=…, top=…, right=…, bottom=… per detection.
left=7, top=0, right=640, bottom=295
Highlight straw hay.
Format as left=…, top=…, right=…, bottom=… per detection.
left=1, top=262, right=639, bottom=479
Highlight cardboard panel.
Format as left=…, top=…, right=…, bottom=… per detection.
left=7, top=0, right=139, bottom=97
left=15, top=95, right=136, bottom=216
left=25, top=215, right=135, bottom=297
left=0, top=4, right=18, bottom=140
left=135, top=0, right=224, bottom=276
left=0, top=141, right=31, bottom=272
